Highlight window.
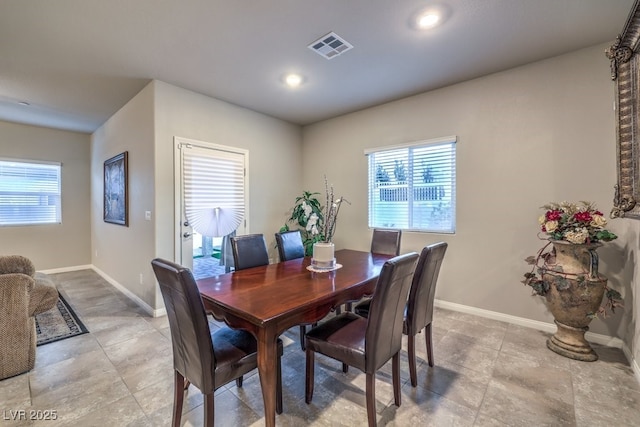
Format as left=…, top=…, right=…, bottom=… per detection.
left=365, top=136, right=456, bottom=233
left=0, top=159, right=62, bottom=226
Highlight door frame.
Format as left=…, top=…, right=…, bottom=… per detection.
left=173, top=136, right=250, bottom=265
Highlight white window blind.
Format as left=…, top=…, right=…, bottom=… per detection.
left=182, top=146, right=245, bottom=237
left=0, top=159, right=62, bottom=226
left=365, top=136, right=456, bottom=233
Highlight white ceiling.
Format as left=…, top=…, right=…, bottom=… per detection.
left=0, top=0, right=635, bottom=133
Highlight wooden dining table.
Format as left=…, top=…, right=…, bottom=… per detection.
left=196, top=249, right=392, bottom=427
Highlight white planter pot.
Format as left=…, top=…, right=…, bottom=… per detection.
left=311, top=242, right=336, bottom=270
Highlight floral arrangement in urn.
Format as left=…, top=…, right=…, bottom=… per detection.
left=537, top=201, right=617, bottom=244
left=522, top=201, right=622, bottom=318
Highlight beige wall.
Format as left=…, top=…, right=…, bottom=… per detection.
left=302, top=43, right=634, bottom=345
left=615, top=218, right=640, bottom=365
left=91, top=83, right=156, bottom=308
left=2, top=42, right=637, bottom=364
left=91, top=80, right=303, bottom=311
left=0, top=120, right=90, bottom=269
left=153, top=81, right=303, bottom=296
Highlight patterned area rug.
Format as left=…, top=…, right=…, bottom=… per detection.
left=35, top=292, right=88, bottom=346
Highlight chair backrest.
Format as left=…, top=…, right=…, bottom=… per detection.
left=370, top=228, right=402, bottom=256
left=365, top=252, right=418, bottom=371
left=275, top=230, right=305, bottom=261
left=150, top=258, right=215, bottom=394
left=405, top=242, right=448, bottom=335
left=220, top=230, right=236, bottom=272
left=230, top=234, right=269, bottom=271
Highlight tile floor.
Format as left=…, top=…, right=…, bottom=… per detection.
left=1, top=269, right=640, bottom=426
left=191, top=256, right=226, bottom=281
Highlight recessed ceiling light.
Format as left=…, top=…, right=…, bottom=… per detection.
left=283, top=73, right=304, bottom=88
left=418, top=13, right=440, bottom=29
left=411, top=4, right=450, bottom=30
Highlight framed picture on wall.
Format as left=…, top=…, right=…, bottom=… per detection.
left=103, top=151, right=128, bottom=226
left=609, top=1, right=640, bottom=219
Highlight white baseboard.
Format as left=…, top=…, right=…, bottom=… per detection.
left=622, top=342, right=640, bottom=385
left=39, top=264, right=93, bottom=274
left=90, top=266, right=166, bottom=318
left=440, top=297, right=639, bottom=384
left=36, top=265, right=638, bottom=378
left=434, top=299, right=625, bottom=349
left=40, top=263, right=168, bottom=318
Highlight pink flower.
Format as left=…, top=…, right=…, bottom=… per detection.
left=546, top=210, right=562, bottom=221
left=574, top=211, right=592, bottom=223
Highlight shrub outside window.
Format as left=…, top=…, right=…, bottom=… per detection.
left=365, top=136, right=456, bottom=233
left=0, top=159, right=62, bottom=226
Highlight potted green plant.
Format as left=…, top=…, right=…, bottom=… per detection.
left=310, top=177, right=349, bottom=270
left=279, top=191, right=325, bottom=256
left=280, top=177, right=349, bottom=262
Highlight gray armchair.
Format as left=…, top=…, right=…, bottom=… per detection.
left=0, top=255, right=58, bottom=379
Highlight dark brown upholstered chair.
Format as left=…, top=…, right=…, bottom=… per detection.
left=151, top=258, right=283, bottom=427
left=370, top=228, right=402, bottom=256
left=230, top=234, right=269, bottom=271
left=355, top=242, right=448, bottom=386
left=275, top=230, right=306, bottom=261
left=304, top=252, right=419, bottom=427
left=345, top=228, right=402, bottom=313
left=275, top=230, right=313, bottom=350
left=219, top=230, right=236, bottom=273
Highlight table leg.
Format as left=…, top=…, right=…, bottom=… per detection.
left=257, top=328, right=278, bottom=427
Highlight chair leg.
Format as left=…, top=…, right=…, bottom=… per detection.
left=305, top=349, right=315, bottom=403
left=236, top=376, right=243, bottom=388
left=299, top=325, right=307, bottom=351
left=408, top=333, right=418, bottom=387
left=425, top=323, right=434, bottom=367
left=365, top=372, right=377, bottom=427
left=392, top=352, right=401, bottom=407
left=276, top=350, right=283, bottom=415
left=203, top=392, right=214, bottom=427
left=342, top=363, right=349, bottom=373
left=172, top=371, right=185, bottom=427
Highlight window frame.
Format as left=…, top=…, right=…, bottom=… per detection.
left=365, top=136, right=456, bottom=234
left=0, top=157, right=62, bottom=227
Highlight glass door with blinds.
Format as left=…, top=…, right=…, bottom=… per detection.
left=174, top=138, right=248, bottom=278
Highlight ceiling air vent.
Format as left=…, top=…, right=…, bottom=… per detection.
left=308, top=32, right=353, bottom=59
